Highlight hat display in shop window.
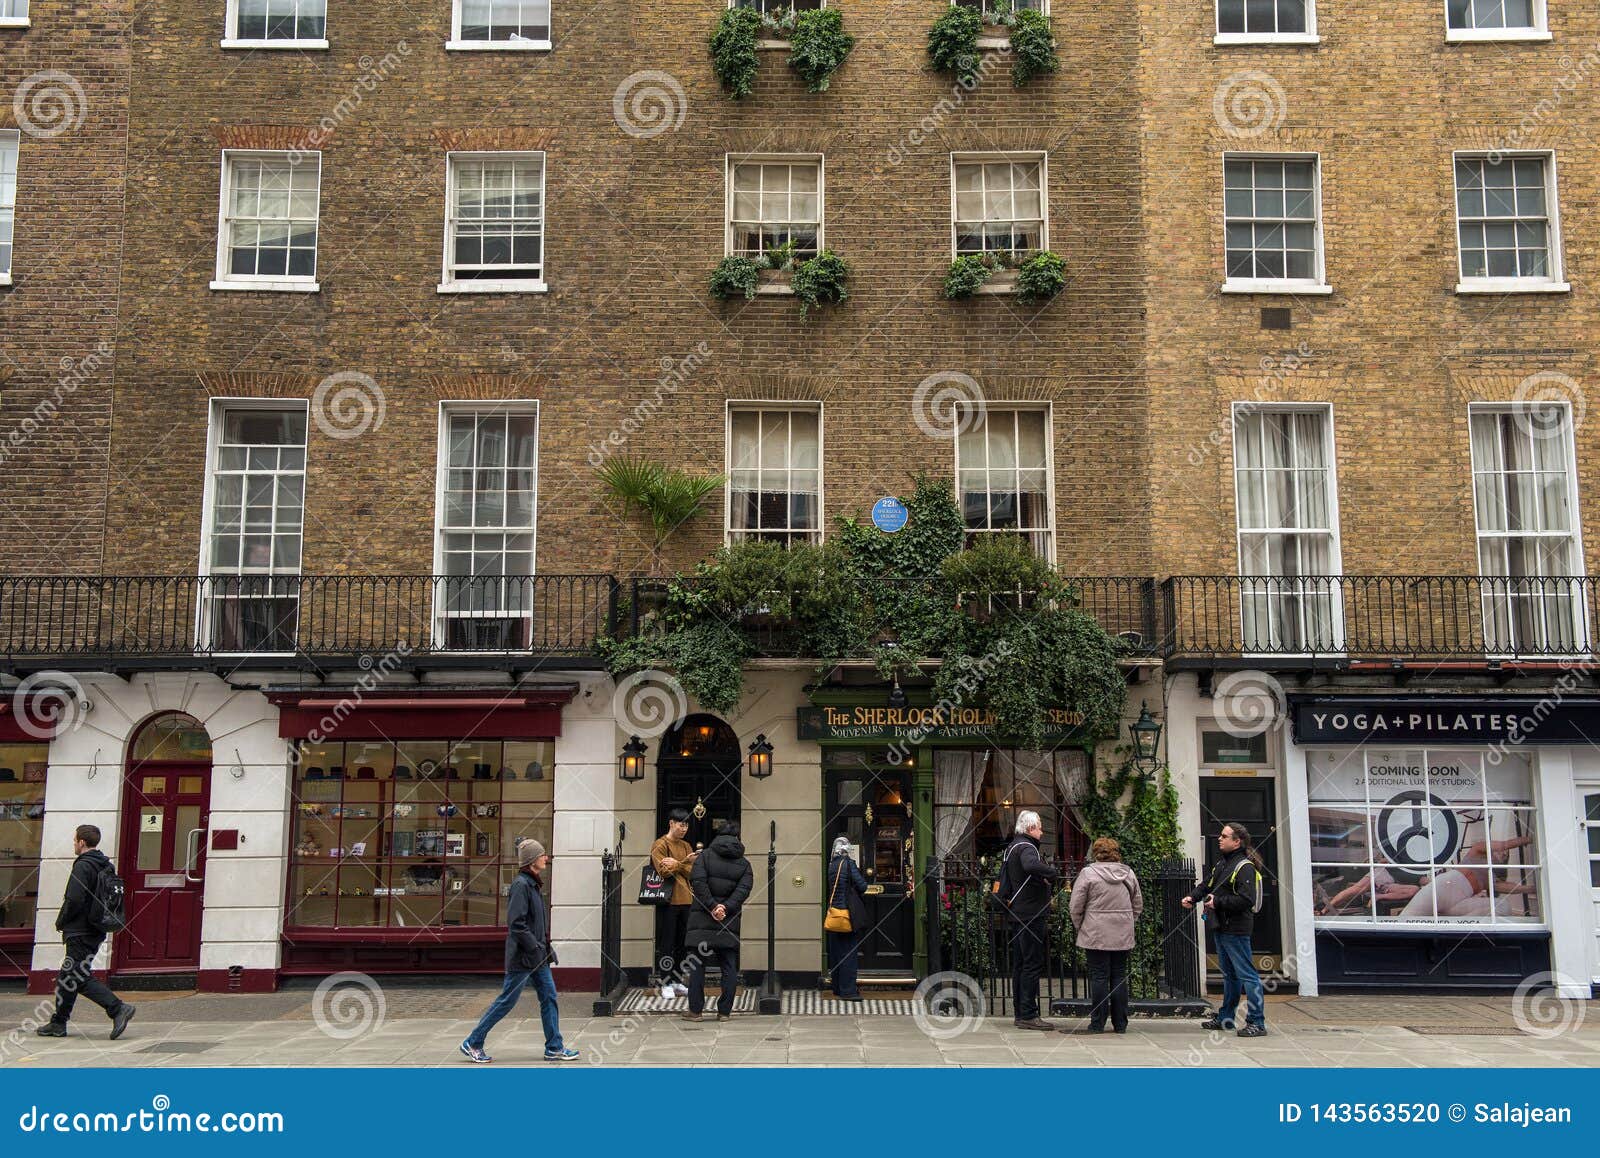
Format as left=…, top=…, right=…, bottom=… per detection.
left=0, top=769, right=14, bottom=782
left=473, top=762, right=492, bottom=780
left=357, top=766, right=376, bottom=780
left=498, top=765, right=516, bottom=780
left=446, top=765, right=460, bottom=780
left=305, top=766, right=325, bottom=780
left=394, top=765, right=413, bottom=780
left=329, top=766, right=345, bottom=779
left=525, top=761, right=544, bottom=781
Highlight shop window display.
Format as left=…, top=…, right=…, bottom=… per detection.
left=1308, top=748, right=1541, bottom=926
left=932, top=748, right=1088, bottom=862
left=287, top=739, right=553, bottom=930
left=0, top=743, right=46, bottom=933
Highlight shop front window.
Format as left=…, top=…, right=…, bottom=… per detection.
left=932, top=748, right=1088, bottom=863
left=287, top=739, right=553, bottom=930
left=0, top=743, right=47, bottom=933
left=1308, top=748, right=1541, bottom=926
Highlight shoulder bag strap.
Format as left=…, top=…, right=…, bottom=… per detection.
left=829, top=859, right=845, bottom=907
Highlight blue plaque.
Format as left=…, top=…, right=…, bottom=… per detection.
left=872, top=497, right=909, bottom=534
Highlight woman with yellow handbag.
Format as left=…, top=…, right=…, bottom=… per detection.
left=824, top=834, right=870, bottom=1002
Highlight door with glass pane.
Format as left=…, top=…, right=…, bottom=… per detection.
left=1583, top=789, right=1600, bottom=986
left=1233, top=408, right=1342, bottom=654
left=437, top=406, right=539, bottom=650
left=824, top=763, right=915, bottom=975
left=116, top=763, right=211, bottom=971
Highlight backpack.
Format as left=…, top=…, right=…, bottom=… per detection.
left=89, top=859, right=127, bottom=933
left=1227, top=858, right=1266, bottom=916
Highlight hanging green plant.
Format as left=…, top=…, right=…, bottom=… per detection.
left=790, top=249, right=852, bottom=320
left=1015, top=249, right=1065, bottom=302
left=1009, top=7, right=1058, bottom=87
left=787, top=6, right=855, bottom=92
left=943, top=253, right=999, bottom=299
left=709, top=255, right=762, bottom=301
left=927, top=3, right=983, bottom=85
left=710, top=6, right=762, bottom=98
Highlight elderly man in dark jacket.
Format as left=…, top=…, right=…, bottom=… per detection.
left=999, top=810, right=1061, bottom=1031
left=37, top=824, right=134, bottom=1040
left=460, top=838, right=579, bottom=1063
left=682, top=823, right=754, bottom=1021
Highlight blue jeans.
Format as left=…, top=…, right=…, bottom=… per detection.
left=1214, top=933, right=1264, bottom=1028
left=466, top=965, right=563, bottom=1052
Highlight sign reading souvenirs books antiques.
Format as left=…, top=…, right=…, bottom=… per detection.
left=797, top=705, right=1087, bottom=743
left=1292, top=695, right=1600, bottom=746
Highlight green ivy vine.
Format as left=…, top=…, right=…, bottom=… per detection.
left=787, top=6, right=855, bottom=92
left=1009, top=7, right=1058, bottom=87
left=710, top=6, right=762, bottom=98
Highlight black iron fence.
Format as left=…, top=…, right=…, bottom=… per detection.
left=0, top=574, right=618, bottom=662
left=592, top=837, right=629, bottom=1016
left=925, top=856, right=1206, bottom=1018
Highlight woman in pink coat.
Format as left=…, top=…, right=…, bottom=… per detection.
left=1066, top=837, right=1144, bottom=1035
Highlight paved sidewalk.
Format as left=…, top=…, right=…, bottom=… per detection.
left=1, top=987, right=1594, bottom=1068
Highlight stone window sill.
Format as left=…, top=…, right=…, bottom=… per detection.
left=1213, top=33, right=1320, bottom=46
left=754, top=282, right=795, bottom=296
left=757, top=39, right=790, bottom=49
left=1445, top=28, right=1551, bottom=43
left=437, top=279, right=548, bottom=294
left=1221, top=280, right=1332, bottom=296
left=220, top=38, right=330, bottom=50
left=1455, top=280, right=1569, bottom=295
left=0, top=272, right=11, bottom=286
left=210, top=279, right=321, bottom=293
left=0, top=17, right=29, bottom=27
left=446, top=38, right=552, bottom=51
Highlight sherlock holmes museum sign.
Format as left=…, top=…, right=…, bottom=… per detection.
left=797, top=705, right=1086, bottom=743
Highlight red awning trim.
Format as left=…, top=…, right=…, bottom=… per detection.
left=266, top=685, right=577, bottom=741
left=0, top=697, right=61, bottom=742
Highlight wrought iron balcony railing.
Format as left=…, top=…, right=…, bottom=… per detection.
left=0, top=575, right=619, bottom=667
left=1162, top=575, right=1598, bottom=662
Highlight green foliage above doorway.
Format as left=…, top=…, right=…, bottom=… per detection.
left=602, top=475, right=1129, bottom=746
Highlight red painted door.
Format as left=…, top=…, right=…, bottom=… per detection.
left=116, top=762, right=210, bottom=971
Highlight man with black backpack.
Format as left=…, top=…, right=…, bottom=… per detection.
left=999, top=810, right=1061, bottom=1031
left=1182, top=821, right=1267, bottom=1038
left=36, top=824, right=135, bottom=1040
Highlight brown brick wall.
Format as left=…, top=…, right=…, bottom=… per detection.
left=97, top=0, right=1152, bottom=579
left=0, top=0, right=128, bottom=574
left=1142, top=2, right=1600, bottom=578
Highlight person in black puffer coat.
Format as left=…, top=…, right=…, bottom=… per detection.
left=683, top=824, right=753, bottom=1021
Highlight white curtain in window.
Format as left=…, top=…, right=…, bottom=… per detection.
left=933, top=749, right=979, bottom=862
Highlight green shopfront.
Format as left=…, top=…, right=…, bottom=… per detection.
left=800, top=690, right=1096, bottom=981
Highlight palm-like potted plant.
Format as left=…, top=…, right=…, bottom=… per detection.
left=594, top=455, right=725, bottom=576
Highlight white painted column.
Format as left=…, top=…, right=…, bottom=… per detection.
left=550, top=674, right=619, bottom=974
left=1535, top=748, right=1592, bottom=999
left=1280, top=738, right=1318, bottom=996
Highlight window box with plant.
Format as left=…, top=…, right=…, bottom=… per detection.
left=932, top=0, right=1056, bottom=87
left=712, top=0, right=854, bottom=95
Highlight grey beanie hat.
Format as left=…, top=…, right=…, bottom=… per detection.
left=517, top=837, right=546, bottom=866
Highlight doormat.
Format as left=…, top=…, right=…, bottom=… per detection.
left=1403, top=1026, right=1528, bottom=1037
left=615, top=988, right=915, bottom=1016
left=134, top=1041, right=218, bottom=1053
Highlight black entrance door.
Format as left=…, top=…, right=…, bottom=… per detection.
left=1198, top=777, right=1283, bottom=969
left=824, top=762, right=915, bottom=976
left=655, top=716, right=744, bottom=852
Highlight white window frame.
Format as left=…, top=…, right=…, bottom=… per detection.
left=438, top=151, right=548, bottom=295
left=1445, top=0, right=1549, bottom=42
left=0, top=130, right=17, bottom=286
left=1467, top=402, right=1588, bottom=655
left=221, top=0, right=330, bottom=49
left=1221, top=152, right=1332, bottom=296
left=197, top=398, right=310, bottom=656
left=725, top=153, right=824, bottom=296
left=1214, top=0, right=1319, bottom=45
left=211, top=149, right=322, bottom=293
left=949, top=0, right=1048, bottom=47
left=431, top=400, right=541, bottom=652
left=447, top=0, right=552, bottom=51
left=1231, top=402, right=1345, bottom=656
left=949, top=151, right=1049, bottom=269
left=732, top=0, right=827, bottom=47
left=953, top=403, right=1056, bottom=560
left=724, top=402, right=825, bottom=547
left=0, top=0, right=28, bottom=27
left=1452, top=150, right=1568, bottom=295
